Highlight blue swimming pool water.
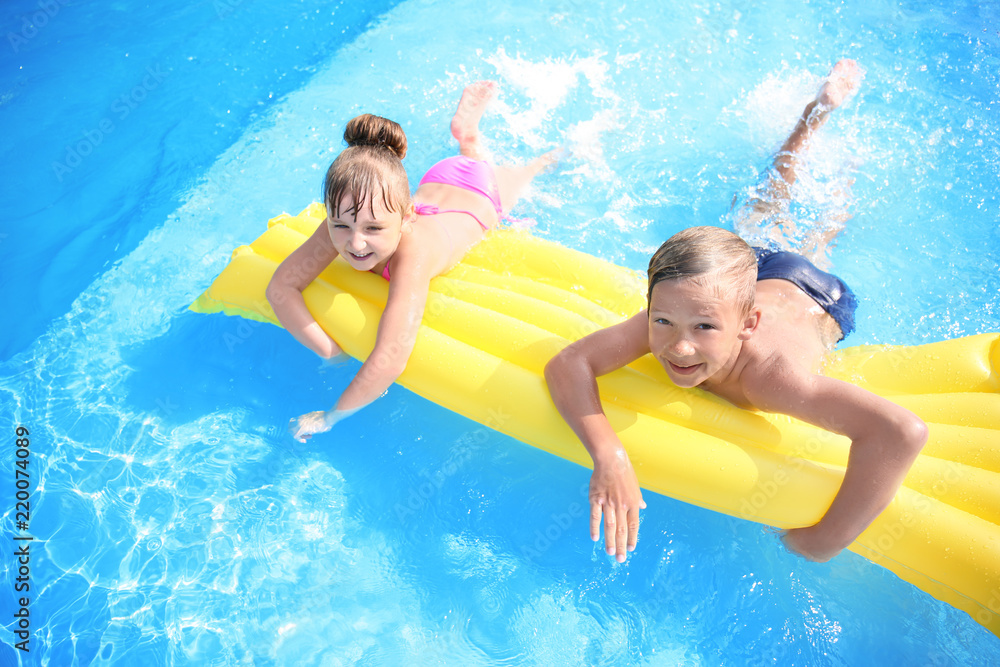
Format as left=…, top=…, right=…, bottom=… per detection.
left=2, top=0, right=999, bottom=665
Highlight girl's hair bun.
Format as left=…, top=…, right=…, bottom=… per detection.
left=343, top=114, right=407, bottom=159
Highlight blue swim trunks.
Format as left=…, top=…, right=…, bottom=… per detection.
left=753, top=247, right=858, bottom=340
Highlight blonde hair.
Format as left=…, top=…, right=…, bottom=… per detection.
left=647, top=226, right=757, bottom=316
left=324, top=114, right=411, bottom=219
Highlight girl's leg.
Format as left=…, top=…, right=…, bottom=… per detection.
left=493, top=150, right=562, bottom=214
left=450, top=80, right=563, bottom=214
left=451, top=81, right=496, bottom=161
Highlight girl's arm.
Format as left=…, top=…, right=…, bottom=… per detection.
left=289, top=235, right=436, bottom=441
left=265, top=222, right=343, bottom=359
left=334, top=248, right=433, bottom=412
left=544, top=312, right=651, bottom=562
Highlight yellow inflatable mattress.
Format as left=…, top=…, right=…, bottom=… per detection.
left=191, top=203, right=1000, bottom=636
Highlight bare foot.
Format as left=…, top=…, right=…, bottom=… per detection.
left=451, top=80, right=497, bottom=159
left=529, top=147, right=569, bottom=175
left=816, top=59, right=863, bottom=111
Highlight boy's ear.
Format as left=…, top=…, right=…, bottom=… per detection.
left=737, top=307, right=761, bottom=341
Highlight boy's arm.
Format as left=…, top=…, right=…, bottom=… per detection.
left=266, top=222, right=343, bottom=359
left=744, top=366, right=928, bottom=562
left=544, top=311, right=651, bottom=562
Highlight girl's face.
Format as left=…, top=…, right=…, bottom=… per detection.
left=327, top=194, right=414, bottom=273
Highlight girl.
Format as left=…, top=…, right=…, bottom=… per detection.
left=266, top=81, right=558, bottom=442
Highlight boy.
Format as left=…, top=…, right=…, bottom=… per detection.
left=544, top=60, right=928, bottom=563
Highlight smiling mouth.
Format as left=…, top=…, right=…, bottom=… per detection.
left=668, top=361, right=701, bottom=375
left=348, top=251, right=373, bottom=261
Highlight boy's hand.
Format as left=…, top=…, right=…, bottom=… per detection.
left=590, top=448, right=647, bottom=562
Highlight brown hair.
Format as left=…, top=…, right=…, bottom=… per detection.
left=324, top=114, right=411, bottom=219
left=647, top=226, right=757, bottom=316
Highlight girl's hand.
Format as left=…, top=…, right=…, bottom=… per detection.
left=780, top=525, right=845, bottom=563
left=318, top=351, right=351, bottom=372
left=288, top=408, right=358, bottom=443
left=321, top=339, right=345, bottom=360
left=289, top=411, right=333, bottom=442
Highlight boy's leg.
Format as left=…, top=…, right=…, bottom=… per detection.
left=771, top=58, right=862, bottom=193
left=734, top=59, right=862, bottom=259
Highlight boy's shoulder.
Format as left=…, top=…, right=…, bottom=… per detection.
left=752, top=287, right=837, bottom=365
left=735, top=330, right=830, bottom=413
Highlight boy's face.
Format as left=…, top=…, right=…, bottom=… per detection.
left=327, top=194, right=414, bottom=272
left=647, top=278, right=757, bottom=388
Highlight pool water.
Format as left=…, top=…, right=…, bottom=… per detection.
left=2, top=0, right=999, bottom=665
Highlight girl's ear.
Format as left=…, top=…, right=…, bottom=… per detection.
left=401, top=203, right=416, bottom=232
left=737, top=307, right=761, bottom=341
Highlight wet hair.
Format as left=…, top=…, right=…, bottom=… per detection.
left=324, top=114, right=411, bottom=219
left=647, top=226, right=758, bottom=316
